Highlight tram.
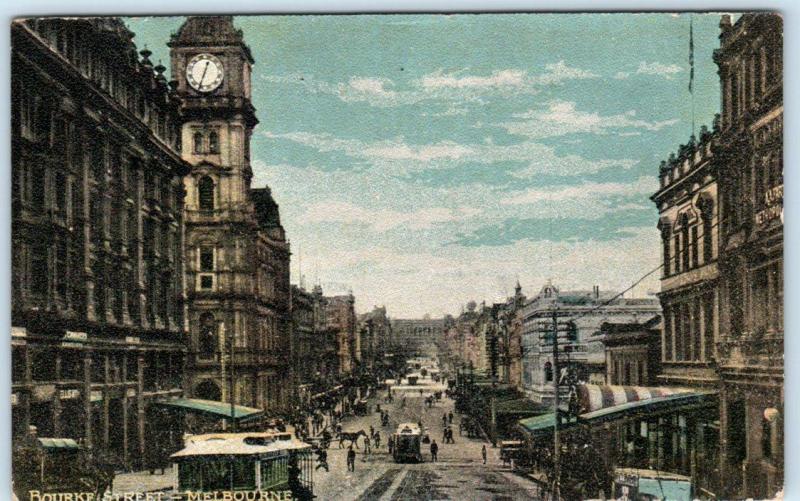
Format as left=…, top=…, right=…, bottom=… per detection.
left=171, top=431, right=314, bottom=499
left=392, top=423, right=423, bottom=463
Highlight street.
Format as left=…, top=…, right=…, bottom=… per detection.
left=113, top=383, right=544, bottom=500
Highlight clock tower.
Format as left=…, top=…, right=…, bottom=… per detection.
left=169, top=16, right=292, bottom=414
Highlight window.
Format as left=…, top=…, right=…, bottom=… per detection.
left=208, top=131, right=219, bottom=154
left=544, top=361, right=553, bottom=383
left=199, top=313, right=216, bottom=358
left=199, top=247, right=214, bottom=272
left=702, top=202, right=714, bottom=264
left=662, top=232, right=671, bottom=276
left=690, top=226, right=699, bottom=268
left=762, top=415, right=773, bottom=459
left=198, top=176, right=214, bottom=211
left=193, top=131, right=204, bottom=154
left=31, top=164, right=46, bottom=214
left=681, top=216, right=690, bottom=272
left=30, top=243, right=48, bottom=296
left=200, top=275, right=214, bottom=290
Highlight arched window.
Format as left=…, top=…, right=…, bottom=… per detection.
left=198, top=176, right=214, bottom=211
left=208, top=131, right=219, bottom=154
left=544, top=362, right=553, bottom=383
left=193, top=131, right=204, bottom=154
left=700, top=198, right=714, bottom=264
left=680, top=213, right=690, bottom=272
left=199, top=312, right=217, bottom=358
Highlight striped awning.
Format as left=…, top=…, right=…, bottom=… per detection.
left=577, top=385, right=695, bottom=414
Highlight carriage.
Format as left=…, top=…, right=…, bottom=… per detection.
left=392, top=423, right=423, bottom=463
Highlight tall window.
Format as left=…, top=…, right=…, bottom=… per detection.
left=701, top=200, right=714, bottom=264
left=199, top=313, right=217, bottom=358
left=193, top=131, right=203, bottom=154
left=208, top=131, right=219, bottom=154
left=30, top=243, right=48, bottom=296
left=544, top=361, right=553, bottom=383
left=199, top=247, right=214, bottom=272
left=660, top=223, right=672, bottom=276
left=680, top=214, right=690, bottom=272
left=198, top=176, right=214, bottom=211
left=690, top=226, right=699, bottom=268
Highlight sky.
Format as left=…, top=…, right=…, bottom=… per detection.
left=125, top=13, right=722, bottom=318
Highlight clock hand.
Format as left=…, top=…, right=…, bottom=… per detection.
left=198, top=61, right=210, bottom=87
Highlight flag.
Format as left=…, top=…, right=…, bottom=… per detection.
left=688, top=16, right=694, bottom=93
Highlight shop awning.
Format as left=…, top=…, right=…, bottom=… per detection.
left=577, top=384, right=697, bottom=414
left=38, top=438, right=81, bottom=451
left=155, top=398, right=264, bottom=422
left=519, top=390, right=716, bottom=439
left=496, top=398, right=549, bottom=415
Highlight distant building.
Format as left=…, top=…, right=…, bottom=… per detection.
left=519, top=282, right=661, bottom=404
left=170, top=16, right=292, bottom=414
left=391, top=318, right=445, bottom=357
left=11, top=17, right=190, bottom=466
left=358, top=306, right=392, bottom=370
left=323, top=294, right=357, bottom=375
left=598, top=315, right=662, bottom=386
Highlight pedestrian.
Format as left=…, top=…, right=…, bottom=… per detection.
left=364, top=435, right=371, bottom=455
left=374, top=431, right=381, bottom=449
left=347, top=446, right=356, bottom=472
left=448, top=411, right=453, bottom=425
left=315, top=449, right=329, bottom=472
left=481, top=444, right=487, bottom=465
left=430, top=440, right=438, bottom=462
left=388, top=434, right=394, bottom=455
left=442, top=413, right=447, bottom=427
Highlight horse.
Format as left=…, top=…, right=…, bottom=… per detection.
left=337, top=430, right=367, bottom=449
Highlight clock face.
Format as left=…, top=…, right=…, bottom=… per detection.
left=186, top=53, right=224, bottom=93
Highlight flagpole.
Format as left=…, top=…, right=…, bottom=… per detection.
left=689, top=14, right=695, bottom=138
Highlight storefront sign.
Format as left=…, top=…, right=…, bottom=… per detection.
left=90, top=390, right=103, bottom=402
left=59, top=389, right=80, bottom=400
left=756, top=184, right=783, bottom=226
left=125, top=336, right=141, bottom=344
left=65, top=331, right=88, bottom=341
left=11, top=393, right=18, bottom=406
left=12, top=327, right=27, bottom=338
left=127, top=388, right=137, bottom=398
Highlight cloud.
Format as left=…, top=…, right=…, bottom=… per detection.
left=496, top=100, right=678, bottom=139
left=532, top=60, right=599, bottom=85
left=500, top=177, right=659, bottom=205
left=259, top=61, right=598, bottom=108
left=614, top=71, right=631, bottom=80
left=636, top=61, right=684, bottom=79
left=419, top=69, right=526, bottom=90
left=302, top=201, right=480, bottom=232
left=262, top=129, right=638, bottom=179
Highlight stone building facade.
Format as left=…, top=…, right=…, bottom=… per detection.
left=322, top=294, right=357, bottom=375
left=652, top=126, right=721, bottom=389
left=713, top=13, right=783, bottom=499
left=11, top=17, right=189, bottom=466
left=519, top=282, right=661, bottom=404
left=169, top=16, right=291, bottom=414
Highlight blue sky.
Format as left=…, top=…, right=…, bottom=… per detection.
left=125, top=13, right=721, bottom=317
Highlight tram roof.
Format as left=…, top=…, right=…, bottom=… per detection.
left=172, top=432, right=311, bottom=459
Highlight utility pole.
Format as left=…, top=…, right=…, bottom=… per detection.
left=551, top=306, right=560, bottom=501
left=227, top=322, right=237, bottom=433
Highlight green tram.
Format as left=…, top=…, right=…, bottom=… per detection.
left=171, top=431, right=314, bottom=500
left=392, top=423, right=423, bottom=463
